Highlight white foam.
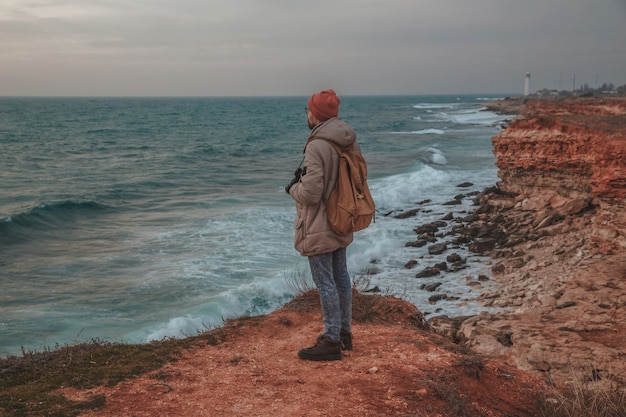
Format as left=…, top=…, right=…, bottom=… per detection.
left=390, top=128, right=445, bottom=135
left=417, top=128, right=445, bottom=135
left=138, top=274, right=295, bottom=342
left=476, top=97, right=506, bottom=101
left=369, top=164, right=451, bottom=211
left=429, top=108, right=505, bottom=127
left=412, top=103, right=457, bottom=110
left=425, top=147, right=448, bottom=165
left=449, top=109, right=503, bottom=126
left=144, top=314, right=207, bottom=340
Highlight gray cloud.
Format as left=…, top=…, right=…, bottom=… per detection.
left=1, top=0, right=624, bottom=96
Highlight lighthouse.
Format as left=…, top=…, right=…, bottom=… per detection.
left=524, top=72, right=531, bottom=96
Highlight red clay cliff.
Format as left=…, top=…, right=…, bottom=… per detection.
left=459, top=97, right=626, bottom=387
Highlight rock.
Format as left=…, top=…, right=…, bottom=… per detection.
left=428, top=243, right=448, bottom=255
left=446, top=253, right=463, bottom=263
left=405, top=239, right=428, bottom=248
left=469, top=239, right=495, bottom=254
left=394, top=208, right=420, bottom=219
left=428, top=294, right=447, bottom=304
left=416, top=267, right=440, bottom=278
left=526, top=343, right=551, bottom=372
left=556, top=301, right=577, bottom=309
left=549, top=195, right=592, bottom=216
left=404, top=260, right=418, bottom=269
left=460, top=214, right=480, bottom=223
left=421, top=282, right=442, bottom=292
left=451, top=262, right=468, bottom=271
left=441, top=212, right=454, bottom=220
left=535, top=213, right=560, bottom=229
left=449, top=224, right=466, bottom=235
left=451, top=235, right=473, bottom=245
left=457, top=182, right=474, bottom=188
left=414, top=221, right=447, bottom=235
left=427, top=315, right=474, bottom=340
left=433, top=262, right=447, bottom=271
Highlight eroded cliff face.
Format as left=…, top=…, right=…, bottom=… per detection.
left=492, top=97, right=626, bottom=201
left=454, top=98, right=626, bottom=387
left=491, top=97, right=626, bottom=251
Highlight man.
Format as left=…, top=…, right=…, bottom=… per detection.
left=285, top=89, right=361, bottom=361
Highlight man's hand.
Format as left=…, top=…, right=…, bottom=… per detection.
left=285, top=167, right=305, bottom=193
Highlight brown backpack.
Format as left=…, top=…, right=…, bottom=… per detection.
left=320, top=139, right=376, bottom=234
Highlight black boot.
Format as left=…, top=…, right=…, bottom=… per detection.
left=340, top=330, right=353, bottom=351
left=316, top=331, right=353, bottom=351
left=298, top=336, right=342, bottom=361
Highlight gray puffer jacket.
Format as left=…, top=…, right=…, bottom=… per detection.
left=288, top=117, right=361, bottom=256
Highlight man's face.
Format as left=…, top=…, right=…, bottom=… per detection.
left=307, top=110, right=317, bottom=130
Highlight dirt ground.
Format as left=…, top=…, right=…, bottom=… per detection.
left=58, top=292, right=548, bottom=417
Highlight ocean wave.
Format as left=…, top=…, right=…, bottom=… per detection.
left=369, top=164, right=452, bottom=210
left=423, top=147, right=448, bottom=165
left=134, top=276, right=295, bottom=343
left=434, top=109, right=503, bottom=126
left=0, top=200, right=111, bottom=243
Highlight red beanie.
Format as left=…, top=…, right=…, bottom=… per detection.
left=308, top=89, right=340, bottom=121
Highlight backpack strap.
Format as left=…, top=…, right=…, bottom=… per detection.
left=314, top=138, right=354, bottom=155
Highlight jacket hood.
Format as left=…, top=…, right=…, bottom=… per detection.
left=305, top=118, right=356, bottom=151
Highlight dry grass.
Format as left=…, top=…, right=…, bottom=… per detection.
left=284, top=288, right=428, bottom=330
left=540, top=369, right=626, bottom=417
left=0, top=329, right=230, bottom=417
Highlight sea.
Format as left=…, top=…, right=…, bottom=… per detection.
left=0, top=95, right=512, bottom=357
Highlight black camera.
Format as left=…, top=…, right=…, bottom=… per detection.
left=285, top=166, right=306, bottom=193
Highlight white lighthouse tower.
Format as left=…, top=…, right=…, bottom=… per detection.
left=524, top=72, right=531, bottom=96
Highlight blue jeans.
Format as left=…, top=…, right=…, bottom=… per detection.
left=308, top=247, right=352, bottom=341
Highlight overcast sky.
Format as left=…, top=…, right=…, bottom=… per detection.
left=1, top=0, right=625, bottom=96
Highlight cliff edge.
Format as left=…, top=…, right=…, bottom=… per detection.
left=53, top=292, right=546, bottom=417
left=455, top=97, right=626, bottom=387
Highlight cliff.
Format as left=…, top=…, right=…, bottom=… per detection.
left=453, top=97, right=626, bottom=387
left=493, top=97, right=626, bottom=200
left=18, top=292, right=548, bottom=417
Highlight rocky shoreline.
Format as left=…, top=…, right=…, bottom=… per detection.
left=382, top=185, right=498, bottom=309
left=424, top=96, right=626, bottom=387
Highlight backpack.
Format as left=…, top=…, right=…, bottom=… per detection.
left=320, top=139, right=376, bottom=234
